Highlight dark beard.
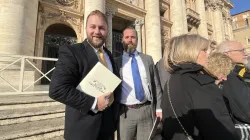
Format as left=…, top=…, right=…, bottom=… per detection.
left=87, top=36, right=105, bottom=48
left=123, top=42, right=137, bottom=54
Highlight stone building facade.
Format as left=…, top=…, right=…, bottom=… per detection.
left=0, top=0, right=234, bottom=86
left=232, top=10, right=250, bottom=48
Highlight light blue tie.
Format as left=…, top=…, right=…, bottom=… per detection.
left=130, top=54, right=144, bottom=101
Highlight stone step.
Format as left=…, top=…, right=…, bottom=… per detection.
left=16, top=131, right=64, bottom=140
left=0, top=101, right=61, bottom=111
left=0, top=104, right=65, bottom=120
left=0, top=112, right=65, bottom=126
left=42, top=135, right=64, bottom=140
left=0, top=117, right=64, bottom=140
left=0, top=94, right=54, bottom=105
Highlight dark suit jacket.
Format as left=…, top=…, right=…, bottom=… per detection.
left=114, top=52, right=162, bottom=119
left=49, top=40, right=119, bottom=140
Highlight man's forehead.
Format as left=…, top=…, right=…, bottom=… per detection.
left=229, top=42, right=243, bottom=49
left=124, top=29, right=136, bottom=35
left=87, top=15, right=107, bottom=24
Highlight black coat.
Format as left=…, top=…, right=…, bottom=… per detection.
left=161, top=63, right=239, bottom=140
left=223, top=66, right=250, bottom=124
left=49, top=40, right=120, bottom=140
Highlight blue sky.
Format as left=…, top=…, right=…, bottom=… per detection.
left=230, top=0, right=250, bottom=15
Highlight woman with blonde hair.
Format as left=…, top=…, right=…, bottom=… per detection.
left=161, top=34, right=239, bottom=140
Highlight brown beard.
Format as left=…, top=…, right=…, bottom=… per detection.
left=87, top=35, right=106, bottom=48
left=123, top=42, right=137, bottom=54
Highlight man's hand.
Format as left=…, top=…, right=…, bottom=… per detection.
left=156, top=111, right=162, bottom=121
left=96, top=92, right=113, bottom=111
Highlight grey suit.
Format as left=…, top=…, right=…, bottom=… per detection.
left=155, top=58, right=171, bottom=91
left=114, top=52, right=162, bottom=140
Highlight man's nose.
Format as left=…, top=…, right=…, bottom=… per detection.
left=94, top=28, right=100, bottom=34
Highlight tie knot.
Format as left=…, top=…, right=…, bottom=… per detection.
left=98, top=48, right=103, bottom=54
left=129, top=54, right=135, bottom=58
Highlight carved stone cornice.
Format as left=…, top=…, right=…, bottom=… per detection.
left=41, top=0, right=79, bottom=9
left=186, top=8, right=200, bottom=27
left=206, top=0, right=224, bottom=11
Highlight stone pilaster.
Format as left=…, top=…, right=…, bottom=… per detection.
left=0, top=0, right=39, bottom=56
left=83, top=0, right=106, bottom=38
left=196, top=0, right=208, bottom=38
left=170, top=0, right=188, bottom=37
left=134, top=19, right=144, bottom=52
left=227, top=17, right=234, bottom=40
left=210, top=1, right=225, bottom=44
left=106, top=8, right=115, bottom=52
left=145, top=0, right=162, bottom=63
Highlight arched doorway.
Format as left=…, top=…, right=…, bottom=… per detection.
left=41, top=24, right=77, bottom=84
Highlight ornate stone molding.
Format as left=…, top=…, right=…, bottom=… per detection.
left=186, top=8, right=200, bottom=27
left=161, top=28, right=170, bottom=49
left=123, top=0, right=139, bottom=7
left=134, top=19, right=144, bottom=26
left=106, top=8, right=115, bottom=17
left=206, top=0, right=224, bottom=11
left=42, top=0, right=79, bottom=9
left=161, top=28, right=170, bottom=40
left=40, top=10, right=78, bottom=26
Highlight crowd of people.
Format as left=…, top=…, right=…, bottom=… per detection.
left=48, top=10, right=250, bottom=140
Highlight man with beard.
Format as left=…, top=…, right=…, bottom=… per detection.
left=216, top=41, right=250, bottom=139
left=49, top=10, right=119, bottom=140
left=114, top=26, right=162, bottom=140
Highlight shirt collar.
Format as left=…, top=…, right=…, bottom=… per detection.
left=123, top=51, right=139, bottom=58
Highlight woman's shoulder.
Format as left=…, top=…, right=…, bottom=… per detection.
left=181, top=72, right=215, bottom=86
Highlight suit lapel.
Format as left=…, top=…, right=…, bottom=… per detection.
left=139, top=53, right=150, bottom=81
left=82, top=40, right=99, bottom=69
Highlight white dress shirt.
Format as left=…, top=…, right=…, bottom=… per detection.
left=120, top=51, right=152, bottom=105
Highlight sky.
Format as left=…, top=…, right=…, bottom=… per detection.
left=230, top=0, right=250, bottom=15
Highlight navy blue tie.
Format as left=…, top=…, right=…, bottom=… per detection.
left=130, top=54, right=145, bottom=101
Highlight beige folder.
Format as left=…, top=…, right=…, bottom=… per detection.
left=76, top=62, right=121, bottom=97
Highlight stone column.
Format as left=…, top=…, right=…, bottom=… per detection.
left=0, top=0, right=39, bottom=56
left=145, top=0, right=162, bottom=63
left=170, top=0, right=188, bottom=37
left=227, top=17, right=234, bottom=40
left=83, top=0, right=106, bottom=38
left=106, top=8, right=115, bottom=52
left=134, top=19, right=144, bottom=52
left=211, top=2, right=224, bottom=44
left=196, top=0, right=208, bottom=38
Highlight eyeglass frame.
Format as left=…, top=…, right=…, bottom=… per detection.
left=225, top=48, right=249, bottom=53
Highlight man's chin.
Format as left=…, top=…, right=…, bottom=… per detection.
left=91, top=41, right=104, bottom=48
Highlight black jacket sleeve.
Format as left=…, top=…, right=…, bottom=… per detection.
left=223, top=72, right=250, bottom=123
left=49, top=45, right=95, bottom=115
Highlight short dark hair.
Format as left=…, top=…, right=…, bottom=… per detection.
left=86, top=10, right=108, bottom=26
left=122, top=26, right=138, bottom=39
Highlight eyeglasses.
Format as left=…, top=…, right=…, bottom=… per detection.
left=226, top=48, right=248, bottom=53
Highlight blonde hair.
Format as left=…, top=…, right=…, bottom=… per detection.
left=86, top=10, right=108, bottom=26
left=207, top=53, right=235, bottom=78
left=164, top=34, right=211, bottom=72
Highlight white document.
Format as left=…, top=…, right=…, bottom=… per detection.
left=76, top=62, right=121, bottom=97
